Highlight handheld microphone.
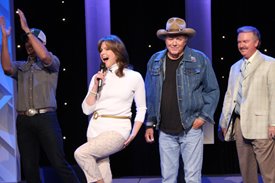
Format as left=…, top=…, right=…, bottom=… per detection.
left=98, top=62, right=106, bottom=92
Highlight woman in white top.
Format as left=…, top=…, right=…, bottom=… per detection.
left=74, top=35, right=147, bottom=183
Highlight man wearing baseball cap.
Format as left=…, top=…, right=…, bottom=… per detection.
left=0, top=9, right=80, bottom=183
left=144, top=17, right=220, bottom=182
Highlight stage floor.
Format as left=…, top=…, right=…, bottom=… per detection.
left=113, top=175, right=263, bottom=183
left=10, top=174, right=264, bottom=183
left=12, top=168, right=264, bottom=183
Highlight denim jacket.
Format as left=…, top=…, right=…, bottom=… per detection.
left=145, top=46, right=220, bottom=131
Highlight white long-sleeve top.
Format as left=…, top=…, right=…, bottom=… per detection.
left=82, top=65, right=147, bottom=139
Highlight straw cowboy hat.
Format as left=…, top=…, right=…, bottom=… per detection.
left=157, top=17, right=196, bottom=40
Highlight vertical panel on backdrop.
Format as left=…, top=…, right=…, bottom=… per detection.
left=85, top=0, right=110, bottom=83
left=0, top=0, right=21, bottom=182
left=186, top=0, right=214, bottom=144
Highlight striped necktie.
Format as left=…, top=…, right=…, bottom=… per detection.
left=235, top=60, right=249, bottom=115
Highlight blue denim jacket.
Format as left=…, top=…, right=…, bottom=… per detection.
left=145, top=46, right=220, bottom=131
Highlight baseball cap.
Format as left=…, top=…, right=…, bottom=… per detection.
left=21, top=28, right=47, bottom=44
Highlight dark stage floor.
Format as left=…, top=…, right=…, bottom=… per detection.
left=14, top=167, right=264, bottom=183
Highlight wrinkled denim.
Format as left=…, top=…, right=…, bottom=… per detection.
left=159, top=128, right=203, bottom=183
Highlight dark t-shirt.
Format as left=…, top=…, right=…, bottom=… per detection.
left=160, top=55, right=184, bottom=135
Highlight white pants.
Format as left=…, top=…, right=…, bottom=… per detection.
left=74, top=131, right=125, bottom=183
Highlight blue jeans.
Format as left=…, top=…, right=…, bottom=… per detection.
left=16, top=112, right=80, bottom=183
left=159, top=128, right=203, bottom=183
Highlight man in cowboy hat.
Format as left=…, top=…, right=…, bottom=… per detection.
left=144, top=17, right=219, bottom=183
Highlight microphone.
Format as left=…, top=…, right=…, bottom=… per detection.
left=97, top=62, right=106, bottom=92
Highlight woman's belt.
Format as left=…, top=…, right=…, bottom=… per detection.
left=93, top=111, right=131, bottom=120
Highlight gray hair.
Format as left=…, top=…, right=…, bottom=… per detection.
left=237, top=26, right=261, bottom=48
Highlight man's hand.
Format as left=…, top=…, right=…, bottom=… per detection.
left=192, top=118, right=205, bottom=129
left=268, top=126, right=275, bottom=140
left=0, top=16, right=5, bottom=26
left=145, top=128, right=155, bottom=143
left=16, top=9, right=30, bottom=33
left=0, top=16, right=11, bottom=37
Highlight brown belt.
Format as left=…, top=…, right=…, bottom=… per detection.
left=17, top=108, right=56, bottom=116
left=93, top=111, right=131, bottom=120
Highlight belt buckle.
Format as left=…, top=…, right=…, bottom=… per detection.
left=93, top=112, right=99, bottom=119
left=26, top=108, right=38, bottom=116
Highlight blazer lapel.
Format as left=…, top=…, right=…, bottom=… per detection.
left=243, top=51, right=264, bottom=79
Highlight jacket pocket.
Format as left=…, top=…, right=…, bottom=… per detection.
left=184, top=68, right=200, bottom=75
left=254, top=111, right=268, bottom=116
left=151, top=64, right=161, bottom=76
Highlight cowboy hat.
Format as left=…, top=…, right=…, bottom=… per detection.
left=157, top=17, right=196, bottom=40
